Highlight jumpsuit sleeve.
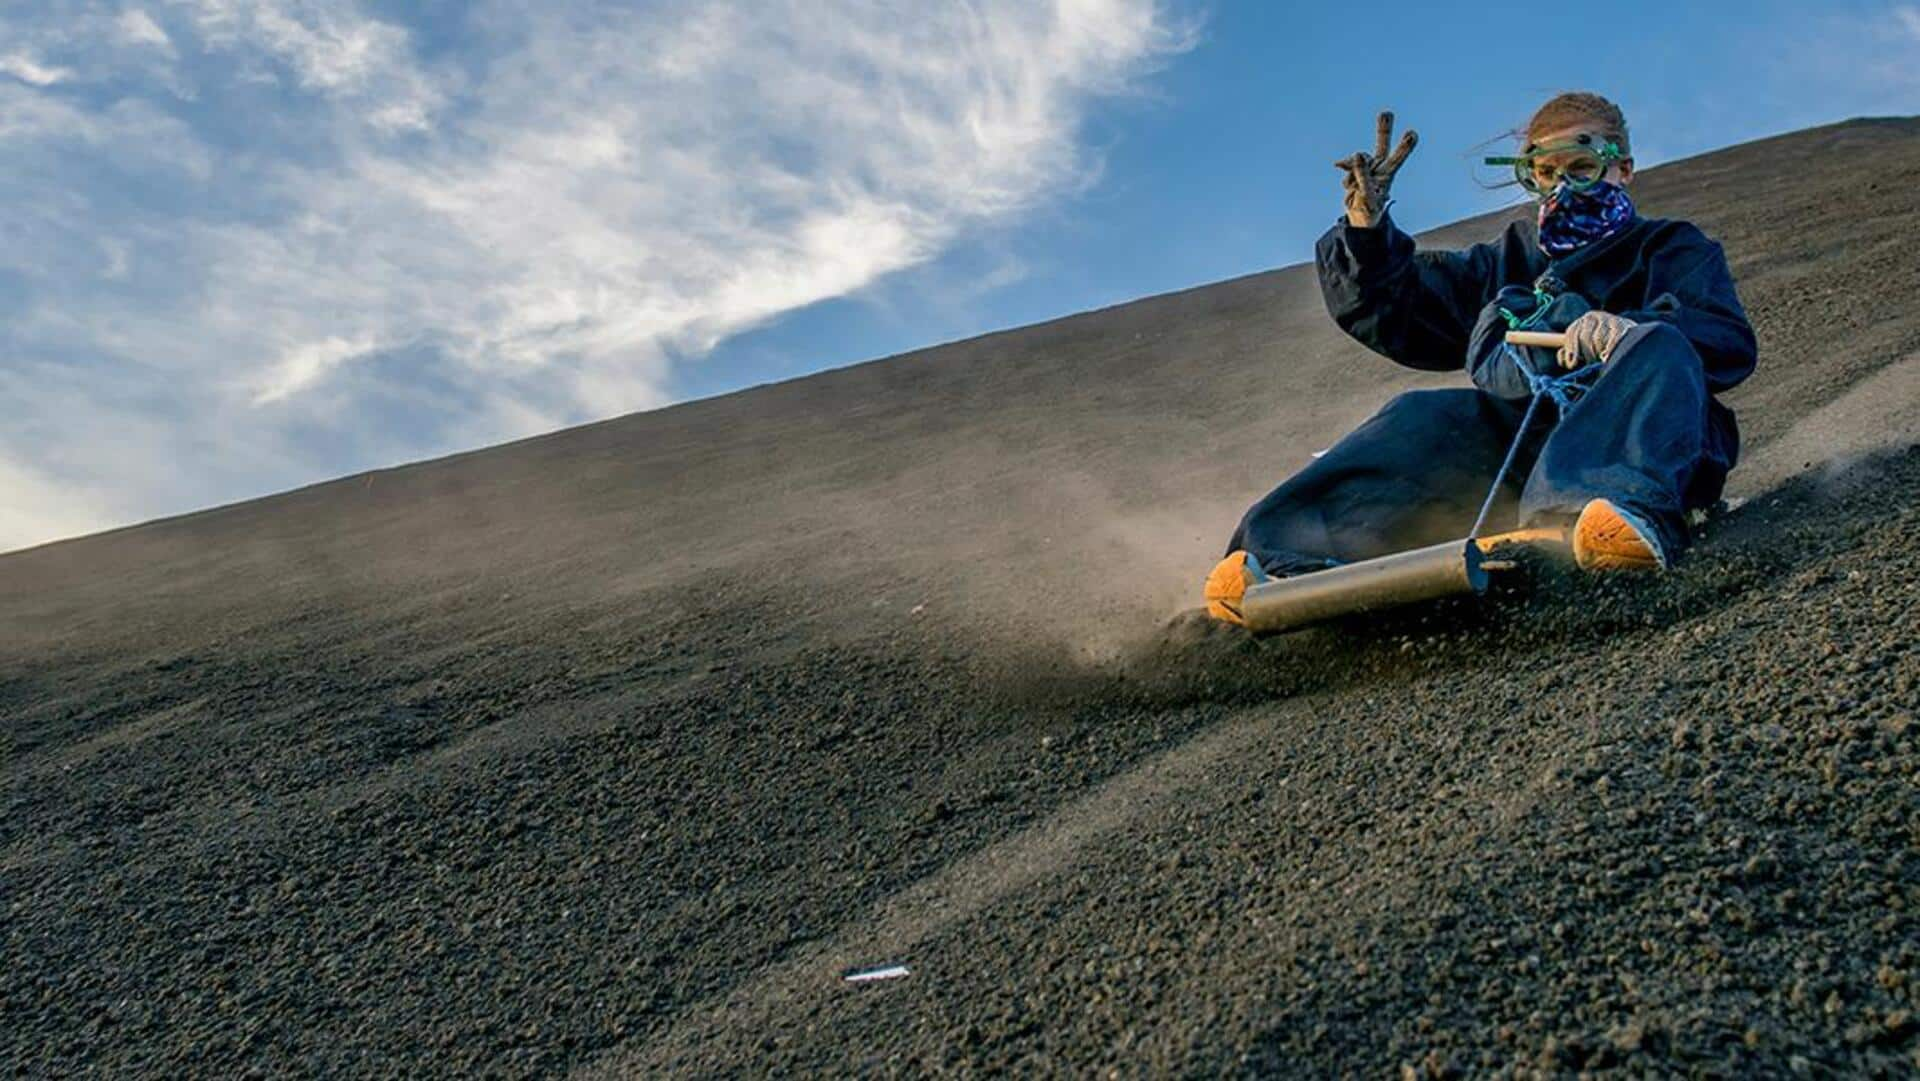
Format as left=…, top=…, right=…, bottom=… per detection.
left=1463, top=285, right=1541, bottom=400
left=1314, top=210, right=1505, bottom=371
left=1616, top=224, right=1757, bottom=394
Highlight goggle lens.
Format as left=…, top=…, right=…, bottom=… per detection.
left=1521, top=149, right=1606, bottom=195
left=1485, top=138, right=1624, bottom=197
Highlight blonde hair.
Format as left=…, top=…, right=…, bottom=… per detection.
left=1525, top=92, right=1631, bottom=156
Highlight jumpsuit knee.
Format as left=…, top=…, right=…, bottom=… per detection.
left=1229, top=388, right=1525, bottom=575
left=1518, top=321, right=1726, bottom=557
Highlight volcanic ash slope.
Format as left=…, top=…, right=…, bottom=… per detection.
left=3, top=117, right=1919, bottom=1077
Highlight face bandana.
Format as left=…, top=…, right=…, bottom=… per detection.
left=1537, top=178, right=1635, bottom=257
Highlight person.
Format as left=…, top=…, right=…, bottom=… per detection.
left=1204, top=92, right=1757, bottom=626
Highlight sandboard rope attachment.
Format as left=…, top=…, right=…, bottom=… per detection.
left=1465, top=333, right=1606, bottom=541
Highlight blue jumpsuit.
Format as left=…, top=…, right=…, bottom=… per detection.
left=1228, top=210, right=1758, bottom=575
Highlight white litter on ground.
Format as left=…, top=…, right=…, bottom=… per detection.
left=843, top=965, right=911, bottom=984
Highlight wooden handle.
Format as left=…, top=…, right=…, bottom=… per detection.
left=1505, top=330, right=1567, bottom=348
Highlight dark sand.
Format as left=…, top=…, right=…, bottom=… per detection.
left=4, top=117, right=1918, bottom=1077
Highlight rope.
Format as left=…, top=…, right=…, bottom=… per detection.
left=1465, top=343, right=1606, bottom=540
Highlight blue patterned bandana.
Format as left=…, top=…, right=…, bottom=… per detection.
left=1537, top=179, right=1636, bottom=257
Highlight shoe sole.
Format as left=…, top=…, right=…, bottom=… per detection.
left=1574, top=500, right=1664, bottom=572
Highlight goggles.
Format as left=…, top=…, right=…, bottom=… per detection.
left=1485, top=134, right=1627, bottom=196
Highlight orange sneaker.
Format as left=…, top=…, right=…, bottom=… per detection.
left=1204, top=550, right=1269, bottom=625
left=1573, top=499, right=1669, bottom=572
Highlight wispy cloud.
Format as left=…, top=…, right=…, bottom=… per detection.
left=114, top=9, right=174, bottom=53
left=1782, top=4, right=1920, bottom=109
left=0, top=52, right=74, bottom=86
left=0, top=0, right=1189, bottom=551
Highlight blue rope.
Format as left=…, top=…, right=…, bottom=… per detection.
left=1510, top=343, right=1604, bottom=411
left=1465, top=343, right=1607, bottom=540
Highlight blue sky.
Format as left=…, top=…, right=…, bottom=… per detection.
left=2, top=1, right=1916, bottom=551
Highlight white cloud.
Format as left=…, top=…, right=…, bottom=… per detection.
left=116, top=9, right=174, bottom=52
left=0, top=1, right=1189, bottom=552
left=252, top=335, right=379, bottom=404
left=186, top=0, right=444, bottom=130
left=1785, top=5, right=1920, bottom=105
left=1900, top=4, right=1920, bottom=40
left=0, top=456, right=116, bottom=552
left=0, top=52, right=73, bottom=86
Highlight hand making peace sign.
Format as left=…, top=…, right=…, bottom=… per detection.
left=1334, top=111, right=1418, bottom=229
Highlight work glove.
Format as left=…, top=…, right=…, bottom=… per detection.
left=1557, top=310, right=1638, bottom=370
left=1334, top=111, right=1418, bottom=228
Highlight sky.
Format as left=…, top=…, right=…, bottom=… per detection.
left=2, top=0, right=1916, bottom=552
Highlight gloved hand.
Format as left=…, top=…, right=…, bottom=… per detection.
left=1557, top=310, right=1639, bottom=370
left=1334, top=111, right=1418, bottom=228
